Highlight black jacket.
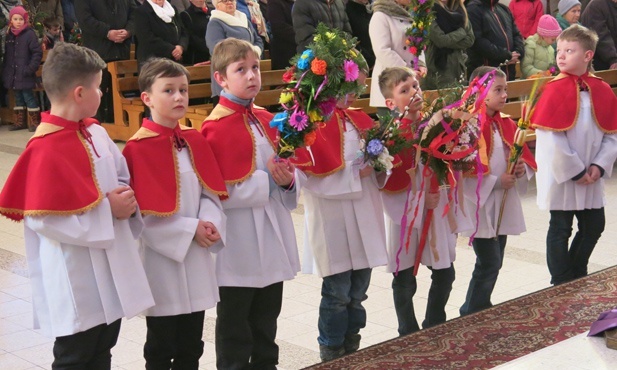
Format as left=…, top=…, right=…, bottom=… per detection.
left=180, top=3, right=212, bottom=64
left=75, top=0, right=137, bottom=62
left=3, top=27, right=42, bottom=90
left=268, top=0, right=296, bottom=69
left=466, top=0, right=524, bottom=80
left=292, top=0, right=352, bottom=53
left=134, top=1, right=189, bottom=67
left=346, top=0, right=375, bottom=72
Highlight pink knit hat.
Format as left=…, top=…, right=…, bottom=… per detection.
left=537, top=15, right=561, bottom=38
left=8, top=6, right=29, bottom=25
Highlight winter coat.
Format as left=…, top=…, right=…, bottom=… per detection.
left=134, top=1, right=189, bottom=67
left=29, top=0, right=63, bottom=26
left=3, top=27, right=42, bottom=90
left=346, top=0, right=375, bottom=72
left=556, top=13, right=572, bottom=30
left=423, top=6, right=474, bottom=90
left=508, top=0, right=543, bottom=39
left=180, top=3, right=212, bottom=64
left=581, top=0, right=617, bottom=70
left=521, top=33, right=555, bottom=78
left=75, top=0, right=137, bottom=62
left=466, top=0, right=525, bottom=80
left=292, top=0, right=352, bottom=53
left=268, top=0, right=296, bottom=70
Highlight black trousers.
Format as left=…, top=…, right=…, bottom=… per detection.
left=144, top=311, right=205, bottom=370
left=215, top=282, right=283, bottom=370
left=52, top=319, right=121, bottom=370
left=96, top=68, right=114, bottom=123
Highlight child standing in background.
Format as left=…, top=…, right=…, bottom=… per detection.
left=522, top=15, right=561, bottom=78
left=532, top=25, right=617, bottom=285
left=42, top=17, right=64, bottom=50
left=123, top=58, right=228, bottom=369
left=460, top=66, right=537, bottom=316
left=3, top=6, right=42, bottom=131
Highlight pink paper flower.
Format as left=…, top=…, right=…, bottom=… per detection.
left=343, top=60, right=359, bottom=82
left=318, top=98, right=337, bottom=118
left=289, top=111, right=309, bottom=131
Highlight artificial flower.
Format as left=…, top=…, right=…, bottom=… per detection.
left=308, top=110, right=323, bottom=122
left=297, top=49, right=314, bottom=70
left=304, top=130, right=317, bottom=146
left=289, top=111, right=309, bottom=131
left=343, top=60, right=359, bottom=82
left=311, top=58, right=328, bottom=76
left=318, top=98, right=337, bottom=118
left=270, top=112, right=288, bottom=132
left=366, top=139, right=384, bottom=156
left=282, top=68, right=295, bottom=83
left=326, top=32, right=335, bottom=40
left=279, top=91, right=294, bottom=104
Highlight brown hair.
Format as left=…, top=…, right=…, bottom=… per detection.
left=210, top=38, right=260, bottom=77
left=378, top=67, right=415, bottom=99
left=469, top=66, right=506, bottom=82
left=42, top=42, right=106, bottom=101
left=558, top=24, right=599, bottom=53
left=138, top=58, right=190, bottom=93
left=43, top=17, right=61, bottom=29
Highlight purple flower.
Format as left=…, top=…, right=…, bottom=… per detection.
left=367, top=139, right=384, bottom=156
left=419, top=0, right=427, bottom=4
left=318, top=98, right=337, bottom=118
left=289, top=111, right=309, bottom=131
left=343, top=60, right=359, bottom=82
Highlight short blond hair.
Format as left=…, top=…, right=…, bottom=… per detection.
left=378, top=67, right=415, bottom=99
left=42, top=43, right=106, bottom=101
left=138, top=58, right=190, bottom=93
left=558, top=24, right=599, bottom=53
left=211, top=38, right=260, bottom=77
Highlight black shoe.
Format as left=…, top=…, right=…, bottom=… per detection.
left=319, top=344, right=345, bottom=361
left=9, top=123, right=26, bottom=131
left=344, top=333, right=361, bottom=354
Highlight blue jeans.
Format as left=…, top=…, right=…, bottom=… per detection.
left=318, top=269, right=372, bottom=347
left=13, top=89, right=39, bottom=109
left=460, top=236, right=507, bottom=316
left=392, top=265, right=455, bottom=336
left=547, top=209, right=605, bottom=285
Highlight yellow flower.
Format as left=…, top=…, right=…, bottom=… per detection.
left=350, top=49, right=357, bottom=58
left=326, top=32, right=335, bottom=40
left=418, top=22, right=424, bottom=29
left=308, top=110, right=323, bottom=122
left=279, top=92, right=294, bottom=104
left=313, top=35, right=321, bottom=42
left=342, top=40, right=347, bottom=46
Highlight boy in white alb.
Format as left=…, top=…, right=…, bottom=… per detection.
left=123, top=58, right=229, bottom=368
left=0, top=43, right=154, bottom=368
left=532, top=25, right=617, bottom=285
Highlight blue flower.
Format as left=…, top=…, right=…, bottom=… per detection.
left=270, top=112, right=288, bottom=132
left=367, top=139, right=384, bottom=156
left=297, top=49, right=314, bottom=70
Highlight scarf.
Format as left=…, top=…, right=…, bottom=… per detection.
left=210, top=9, right=250, bottom=28
left=372, top=0, right=410, bottom=20
left=147, top=0, right=175, bottom=23
left=433, top=3, right=466, bottom=70
left=246, top=0, right=269, bottom=42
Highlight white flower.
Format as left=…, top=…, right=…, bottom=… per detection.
left=377, top=148, right=394, bottom=172
left=459, top=132, right=471, bottom=144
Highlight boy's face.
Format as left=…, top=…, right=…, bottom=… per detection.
left=215, top=55, right=261, bottom=100
left=141, top=75, right=189, bottom=127
left=79, top=71, right=103, bottom=119
left=385, top=75, right=423, bottom=116
left=47, top=25, right=61, bottom=36
left=10, top=14, right=24, bottom=30
left=485, top=76, right=507, bottom=115
left=336, top=73, right=367, bottom=109
left=556, top=39, right=593, bottom=76
left=564, top=5, right=581, bottom=24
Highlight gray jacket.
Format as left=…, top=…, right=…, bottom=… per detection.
left=292, top=0, right=352, bottom=53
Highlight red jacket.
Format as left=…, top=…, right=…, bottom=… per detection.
left=509, top=0, right=544, bottom=39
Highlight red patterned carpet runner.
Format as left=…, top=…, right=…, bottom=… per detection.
left=306, top=266, right=617, bottom=370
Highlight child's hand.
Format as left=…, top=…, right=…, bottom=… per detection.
left=509, top=51, right=521, bottom=64
left=500, top=173, right=517, bottom=190
left=195, top=220, right=219, bottom=248
left=588, top=166, right=601, bottom=182
left=425, top=191, right=440, bottom=210
left=359, top=165, right=373, bottom=178
left=107, top=186, right=137, bottom=220
left=267, top=155, right=294, bottom=187
left=514, top=159, right=526, bottom=178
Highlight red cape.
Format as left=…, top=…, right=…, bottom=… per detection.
left=123, top=119, right=228, bottom=216
left=473, top=113, right=537, bottom=175
left=295, top=108, right=375, bottom=176
left=531, top=72, right=617, bottom=133
left=0, top=113, right=103, bottom=221
left=201, top=96, right=278, bottom=184
left=382, top=117, right=418, bottom=193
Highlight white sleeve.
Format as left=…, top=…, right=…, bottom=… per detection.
left=592, top=134, right=617, bottom=178
left=222, top=170, right=271, bottom=209
left=301, top=161, right=363, bottom=200
left=198, top=189, right=226, bottom=253
left=551, top=130, right=586, bottom=184
left=141, top=214, right=199, bottom=263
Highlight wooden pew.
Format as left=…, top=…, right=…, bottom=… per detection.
left=104, top=60, right=142, bottom=141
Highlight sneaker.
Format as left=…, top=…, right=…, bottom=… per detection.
left=319, top=344, right=345, bottom=361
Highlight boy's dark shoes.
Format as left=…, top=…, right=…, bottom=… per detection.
left=344, top=333, right=361, bottom=354
left=319, top=344, right=345, bottom=361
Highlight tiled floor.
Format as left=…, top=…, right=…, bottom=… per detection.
left=0, top=125, right=615, bottom=369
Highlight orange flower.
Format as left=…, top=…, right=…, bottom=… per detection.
left=304, top=130, right=317, bottom=146
left=311, top=58, right=328, bottom=76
